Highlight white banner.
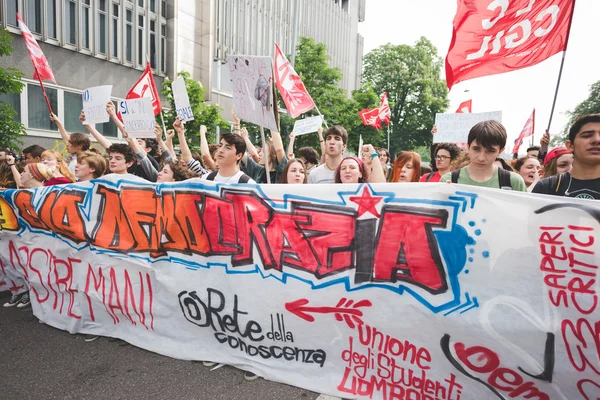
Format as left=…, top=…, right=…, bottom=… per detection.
left=228, top=55, right=278, bottom=131
left=0, top=182, right=598, bottom=400
left=292, top=115, right=323, bottom=136
left=172, top=76, right=194, bottom=122
left=118, top=98, right=156, bottom=138
left=82, top=85, right=112, bottom=125
left=434, top=111, right=502, bottom=143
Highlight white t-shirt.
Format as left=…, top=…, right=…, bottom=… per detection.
left=200, top=170, right=256, bottom=184
left=307, top=164, right=335, bottom=184
left=69, top=154, right=77, bottom=175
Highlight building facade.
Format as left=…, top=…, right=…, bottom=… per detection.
left=0, top=0, right=365, bottom=150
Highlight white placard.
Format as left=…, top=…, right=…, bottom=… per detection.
left=292, top=116, right=323, bottom=136
left=119, top=98, right=156, bottom=138
left=82, top=85, right=113, bottom=125
left=434, top=111, right=502, bottom=143
left=172, top=76, right=194, bottom=122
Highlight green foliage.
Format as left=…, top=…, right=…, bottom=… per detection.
left=0, top=29, right=25, bottom=149
left=550, top=80, right=600, bottom=146
left=161, top=71, right=229, bottom=147
left=362, top=37, right=449, bottom=155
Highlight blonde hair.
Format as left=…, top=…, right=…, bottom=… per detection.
left=40, top=150, right=76, bottom=183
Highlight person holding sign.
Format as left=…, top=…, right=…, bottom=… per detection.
left=50, top=113, right=91, bottom=174
left=441, top=121, right=526, bottom=191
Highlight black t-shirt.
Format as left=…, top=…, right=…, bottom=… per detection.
left=128, top=154, right=161, bottom=181
left=532, top=172, right=600, bottom=200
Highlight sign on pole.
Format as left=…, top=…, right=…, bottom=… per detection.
left=119, top=98, right=156, bottom=138
left=434, top=111, right=502, bottom=143
left=82, top=85, right=113, bottom=125
left=292, top=116, right=323, bottom=136
left=227, top=55, right=279, bottom=132
left=171, top=76, right=194, bottom=122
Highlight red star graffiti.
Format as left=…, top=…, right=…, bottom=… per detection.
left=349, top=187, right=383, bottom=218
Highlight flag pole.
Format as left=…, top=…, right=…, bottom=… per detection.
left=145, top=53, right=169, bottom=136
left=34, top=65, right=53, bottom=114
left=260, top=126, right=271, bottom=184
left=387, top=121, right=391, bottom=153
left=546, top=53, right=566, bottom=133
left=313, top=105, right=329, bottom=129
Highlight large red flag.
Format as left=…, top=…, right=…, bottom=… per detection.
left=513, top=109, right=536, bottom=154
left=445, top=0, right=576, bottom=89
left=455, top=99, right=472, bottom=113
left=126, top=62, right=162, bottom=115
left=359, top=107, right=382, bottom=129
left=17, top=13, right=55, bottom=83
left=273, top=43, right=315, bottom=118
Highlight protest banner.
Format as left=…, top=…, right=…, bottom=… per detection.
left=172, top=76, right=194, bottom=122
left=228, top=55, right=279, bottom=132
left=118, top=98, right=156, bottom=138
left=292, top=115, right=323, bottom=136
left=82, top=85, right=112, bottom=125
left=434, top=111, right=502, bottom=143
left=0, top=181, right=598, bottom=399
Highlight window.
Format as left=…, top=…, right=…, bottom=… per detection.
left=65, top=0, right=77, bottom=45
left=138, top=15, right=144, bottom=66
left=27, top=84, right=58, bottom=131
left=150, top=0, right=155, bottom=12
left=149, top=20, right=156, bottom=69
left=64, top=91, right=84, bottom=132
left=7, top=0, right=18, bottom=26
left=46, top=0, right=57, bottom=38
left=160, top=23, right=166, bottom=72
left=0, top=93, right=22, bottom=123
left=27, top=0, right=42, bottom=34
left=112, top=3, right=120, bottom=58
left=81, top=0, right=90, bottom=49
left=125, top=9, right=133, bottom=63
left=138, top=0, right=143, bottom=6
left=98, top=0, right=108, bottom=54
left=161, top=0, right=166, bottom=15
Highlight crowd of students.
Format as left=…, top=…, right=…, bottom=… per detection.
left=1, top=106, right=599, bottom=378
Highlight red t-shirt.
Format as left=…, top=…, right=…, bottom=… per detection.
left=419, top=171, right=441, bottom=182
left=44, top=177, right=72, bottom=186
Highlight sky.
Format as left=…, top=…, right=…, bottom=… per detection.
left=358, top=0, right=600, bottom=153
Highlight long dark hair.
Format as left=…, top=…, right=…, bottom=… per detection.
left=279, top=158, right=307, bottom=184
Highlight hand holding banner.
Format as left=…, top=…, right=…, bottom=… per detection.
left=82, top=85, right=112, bottom=125
left=171, top=76, right=194, bottom=122
left=292, top=116, right=323, bottom=136
left=119, top=98, right=156, bottom=138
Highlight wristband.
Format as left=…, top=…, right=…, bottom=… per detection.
left=371, top=153, right=379, bottom=159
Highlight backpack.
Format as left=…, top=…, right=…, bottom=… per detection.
left=545, top=173, right=569, bottom=194
left=425, top=172, right=437, bottom=182
left=205, top=171, right=251, bottom=184
left=451, top=167, right=512, bottom=189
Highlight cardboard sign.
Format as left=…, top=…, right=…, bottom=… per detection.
left=228, top=55, right=279, bottom=132
left=171, top=76, right=194, bottom=122
left=434, top=111, right=502, bottom=143
left=82, top=85, right=112, bottom=125
left=0, top=181, right=598, bottom=399
left=118, top=98, right=156, bottom=138
left=292, top=116, right=323, bottom=136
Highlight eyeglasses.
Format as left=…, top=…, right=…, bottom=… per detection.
left=435, top=155, right=450, bottom=161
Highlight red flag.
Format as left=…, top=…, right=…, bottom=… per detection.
left=273, top=43, right=315, bottom=118
left=359, top=107, right=382, bottom=129
left=512, top=109, right=536, bottom=154
left=445, top=0, right=576, bottom=89
left=378, top=92, right=391, bottom=126
left=126, top=62, right=162, bottom=115
left=17, top=13, right=55, bottom=83
left=455, top=99, right=472, bottom=113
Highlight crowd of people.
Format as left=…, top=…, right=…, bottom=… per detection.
left=0, top=104, right=599, bottom=380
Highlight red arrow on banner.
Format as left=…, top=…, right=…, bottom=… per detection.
left=285, top=298, right=372, bottom=328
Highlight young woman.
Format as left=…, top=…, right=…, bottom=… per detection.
left=390, top=152, right=421, bottom=182
left=335, top=145, right=386, bottom=184
left=157, top=161, right=197, bottom=183
left=279, top=158, right=307, bottom=184
left=40, top=150, right=76, bottom=184
left=542, top=147, right=573, bottom=178
left=75, top=151, right=107, bottom=181
left=514, top=155, right=541, bottom=191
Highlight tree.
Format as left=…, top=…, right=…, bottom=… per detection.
left=0, top=29, right=26, bottom=149
left=550, top=80, right=600, bottom=146
left=362, top=37, right=449, bottom=155
left=161, top=71, right=229, bottom=147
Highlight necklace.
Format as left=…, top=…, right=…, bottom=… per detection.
left=564, top=175, right=573, bottom=196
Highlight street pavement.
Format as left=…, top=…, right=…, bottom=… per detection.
left=0, top=291, right=321, bottom=400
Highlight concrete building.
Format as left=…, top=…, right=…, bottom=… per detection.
left=0, top=0, right=365, bottom=150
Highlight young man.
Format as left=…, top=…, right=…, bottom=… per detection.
left=441, top=120, right=526, bottom=191
left=199, top=133, right=254, bottom=184
left=21, top=144, right=45, bottom=164
left=532, top=114, right=600, bottom=199
left=297, top=146, right=320, bottom=175
left=421, top=143, right=461, bottom=182
left=100, top=143, right=147, bottom=183
left=526, top=146, right=541, bottom=158
left=50, top=113, right=91, bottom=174
left=308, top=126, right=348, bottom=184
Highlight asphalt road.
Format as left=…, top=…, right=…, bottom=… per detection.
left=0, top=291, right=321, bottom=400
